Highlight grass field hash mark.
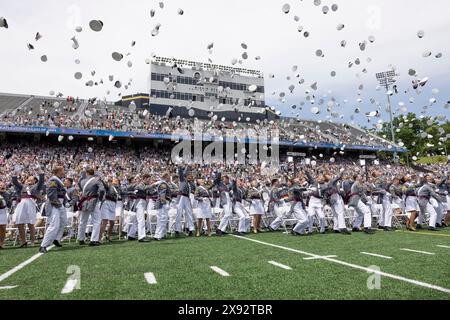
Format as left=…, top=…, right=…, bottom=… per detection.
left=360, top=252, right=393, bottom=259
left=268, top=261, right=292, bottom=270
left=210, top=266, right=230, bottom=277
left=304, top=255, right=337, bottom=260
left=400, top=248, right=435, bottom=255
left=436, top=245, right=450, bottom=249
left=231, top=235, right=450, bottom=295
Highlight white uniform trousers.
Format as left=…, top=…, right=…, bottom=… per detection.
left=269, top=201, right=291, bottom=230
left=292, top=202, right=309, bottom=234
left=129, top=199, right=147, bottom=240
left=0, top=208, right=7, bottom=225
left=330, top=196, right=346, bottom=230
left=176, top=195, right=195, bottom=232
left=77, top=203, right=101, bottom=242
left=418, top=200, right=437, bottom=227
left=233, top=202, right=251, bottom=233
left=41, top=206, right=67, bottom=248
left=155, top=204, right=170, bottom=239
left=308, top=197, right=326, bottom=232
left=352, top=200, right=372, bottom=229
left=379, top=198, right=393, bottom=228
left=218, top=201, right=233, bottom=232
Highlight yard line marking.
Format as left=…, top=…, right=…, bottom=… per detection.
left=436, top=245, right=450, bottom=249
left=0, top=285, right=17, bottom=290
left=304, top=255, right=337, bottom=260
left=61, top=279, right=78, bottom=294
left=360, top=252, right=393, bottom=260
left=231, top=235, right=450, bottom=295
left=144, top=272, right=157, bottom=284
left=268, top=261, right=292, bottom=270
left=395, top=230, right=450, bottom=237
left=400, top=248, right=435, bottom=255
left=210, top=266, right=230, bottom=277
left=0, top=245, right=55, bottom=283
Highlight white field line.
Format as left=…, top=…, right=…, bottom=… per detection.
left=400, top=248, right=435, bottom=255
left=360, top=252, right=393, bottom=260
left=436, top=245, right=450, bottom=249
left=0, top=285, right=18, bottom=290
left=0, top=245, right=55, bottom=283
left=210, top=266, right=230, bottom=277
left=268, top=261, right=292, bottom=270
left=61, top=279, right=79, bottom=294
left=144, top=272, right=157, bottom=284
left=231, top=235, right=450, bottom=295
left=304, top=255, right=337, bottom=260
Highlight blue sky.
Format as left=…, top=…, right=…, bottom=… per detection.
left=0, top=0, right=449, bottom=130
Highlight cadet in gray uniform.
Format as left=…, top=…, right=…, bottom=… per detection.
left=39, top=166, right=68, bottom=253
left=99, top=177, right=122, bottom=242
left=215, top=172, right=233, bottom=236
left=194, top=177, right=213, bottom=237
left=0, top=182, right=12, bottom=249
left=322, top=171, right=350, bottom=234
left=12, top=167, right=45, bottom=247
left=416, top=174, right=443, bottom=231
left=128, top=174, right=152, bottom=242
left=435, top=174, right=449, bottom=227
left=176, top=167, right=195, bottom=236
left=268, top=178, right=291, bottom=231
left=77, top=167, right=105, bottom=246
left=349, top=175, right=374, bottom=234
left=154, top=172, right=171, bottom=241
left=231, top=178, right=251, bottom=235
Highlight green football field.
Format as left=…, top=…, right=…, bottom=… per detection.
left=0, top=228, right=449, bottom=300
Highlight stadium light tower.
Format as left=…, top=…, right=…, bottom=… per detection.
left=376, top=69, right=399, bottom=162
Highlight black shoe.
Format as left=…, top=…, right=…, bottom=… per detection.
left=39, top=247, right=47, bottom=254
left=121, top=231, right=127, bottom=237
left=138, top=238, right=150, bottom=243
left=428, top=227, right=438, bottom=232
left=174, top=231, right=181, bottom=237
left=416, top=224, right=423, bottom=230
left=267, top=226, right=275, bottom=232
left=435, top=224, right=442, bottom=228
left=89, top=241, right=100, bottom=246
left=237, top=232, right=246, bottom=236
left=188, top=231, right=194, bottom=237
left=19, top=242, right=28, bottom=248
left=340, top=228, right=351, bottom=235
left=291, top=230, right=301, bottom=236
left=127, top=237, right=137, bottom=241
left=364, top=228, right=375, bottom=234
left=352, top=227, right=361, bottom=232
left=153, top=237, right=162, bottom=241
left=53, top=240, right=62, bottom=248
left=216, top=229, right=223, bottom=236
left=333, top=229, right=340, bottom=233
left=384, top=227, right=394, bottom=232
left=378, top=225, right=385, bottom=230
left=79, top=240, right=86, bottom=245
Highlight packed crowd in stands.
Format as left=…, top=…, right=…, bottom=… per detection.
left=0, top=97, right=393, bottom=148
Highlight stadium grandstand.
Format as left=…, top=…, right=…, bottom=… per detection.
left=0, top=92, right=403, bottom=156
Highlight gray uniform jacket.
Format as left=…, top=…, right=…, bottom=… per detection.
left=78, top=172, right=105, bottom=212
